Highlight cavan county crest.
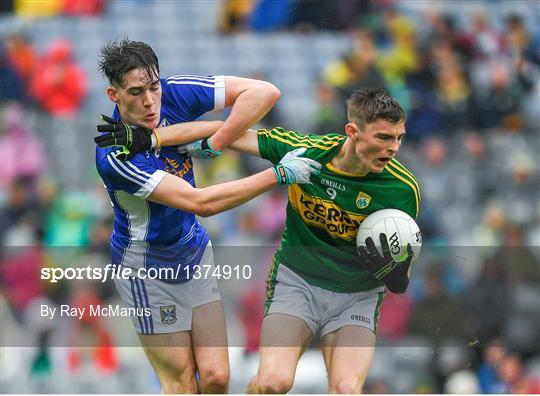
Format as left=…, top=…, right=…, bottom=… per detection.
left=160, top=305, right=177, bottom=325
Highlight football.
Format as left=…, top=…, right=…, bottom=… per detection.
left=356, top=209, right=422, bottom=262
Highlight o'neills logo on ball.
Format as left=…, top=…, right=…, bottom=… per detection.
left=356, top=192, right=371, bottom=209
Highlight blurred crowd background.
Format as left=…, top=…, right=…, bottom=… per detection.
left=1, top=0, right=539, bottom=393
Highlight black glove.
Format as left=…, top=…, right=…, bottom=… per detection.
left=94, top=114, right=153, bottom=160
left=358, top=233, right=414, bottom=294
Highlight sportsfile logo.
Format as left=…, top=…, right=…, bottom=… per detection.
left=288, top=185, right=366, bottom=240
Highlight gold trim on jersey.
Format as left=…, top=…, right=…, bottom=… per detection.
left=288, top=185, right=367, bottom=241
left=259, top=128, right=344, bottom=150
left=326, top=162, right=369, bottom=177
left=384, top=163, right=420, bottom=216
left=389, top=159, right=420, bottom=198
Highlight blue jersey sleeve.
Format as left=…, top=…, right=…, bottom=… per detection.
left=96, top=149, right=167, bottom=199
left=161, top=75, right=226, bottom=122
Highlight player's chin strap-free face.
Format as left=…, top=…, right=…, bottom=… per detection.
left=358, top=233, right=414, bottom=294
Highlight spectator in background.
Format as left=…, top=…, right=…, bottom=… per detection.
left=288, top=0, right=339, bottom=32
left=0, top=240, right=46, bottom=322
left=496, top=354, right=537, bottom=394
left=421, top=11, right=473, bottom=61
left=376, top=11, right=418, bottom=109
left=0, top=102, right=47, bottom=189
left=253, top=189, right=287, bottom=242
left=4, top=32, right=37, bottom=87
left=14, top=0, right=63, bottom=17
left=498, top=224, right=540, bottom=287
left=0, top=53, right=24, bottom=102
left=471, top=202, right=506, bottom=248
left=218, top=0, right=255, bottom=34
left=477, top=339, right=508, bottom=393
left=465, top=257, right=510, bottom=342
left=432, top=62, right=471, bottom=133
left=30, top=39, right=87, bottom=117
left=323, top=30, right=386, bottom=102
left=248, top=0, right=293, bottom=33
left=470, top=62, right=523, bottom=130
left=467, top=12, right=504, bottom=59
left=505, top=14, right=530, bottom=59
left=311, top=82, right=347, bottom=135
left=404, top=49, right=439, bottom=142
left=62, top=0, right=105, bottom=16
left=409, top=264, right=466, bottom=344
left=377, top=292, right=413, bottom=340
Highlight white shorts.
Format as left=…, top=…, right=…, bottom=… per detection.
left=114, top=242, right=221, bottom=334
left=265, top=263, right=385, bottom=337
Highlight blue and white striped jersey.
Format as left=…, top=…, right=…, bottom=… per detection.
left=96, top=75, right=226, bottom=283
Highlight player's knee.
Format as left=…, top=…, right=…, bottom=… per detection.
left=331, top=378, right=362, bottom=394
left=256, top=371, right=294, bottom=394
left=152, top=359, right=197, bottom=393
left=199, top=366, right=229, bottom=393
left=161, top=376, right=197, bottom=394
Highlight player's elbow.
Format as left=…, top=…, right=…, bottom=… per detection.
left=188, top=200, right=212, bottom=218
left=259, top=81, right=281, bottom=104
left=191, top=198, right=221, bottom=218
left=195, top=205, right=213, bottom=218
left=267, top=82, right=281, bottom=102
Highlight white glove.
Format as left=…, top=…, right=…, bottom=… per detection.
left=273, top=148, right=322, bottom=184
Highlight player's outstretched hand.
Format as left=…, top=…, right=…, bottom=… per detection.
left=358, top=233, right=414, bottom=294
left=273, top=148, right=322, bottom=185
left=177, top=138, right=222, bottom=159
left=94, top=114, right=153, bottom=160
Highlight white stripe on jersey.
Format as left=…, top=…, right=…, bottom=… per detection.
left=125, top=159, right=153, bottom=179
left=166, top=81, right=216, bottom=88
left=167, top=75, right=215, bottom=82
left=110, top=153, right=151, bottom=183
left=182, top=246, right=201, bottom=267
left=214, top=75, right=226, bottom=110
left=177, top=221, right=197, bottom=245
left=115, top=190, right=151, bottom=241
left=134, top=170, right=167, bottom=199
left=107, top=155, right=146, bottom=188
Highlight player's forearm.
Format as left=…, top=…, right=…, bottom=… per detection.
left=228, top=129, right=261, bottom=156
left=209, top=82, right=280, bottom=151
left=154, top=120, right=261, bottom=156
left=196, top=168, right=276, bottom=217
left=156, top=121, right=224, bottom=147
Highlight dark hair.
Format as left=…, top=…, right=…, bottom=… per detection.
left=346, top=87, right=405, bottom=128
left=98, top=38, right=159, bottom=88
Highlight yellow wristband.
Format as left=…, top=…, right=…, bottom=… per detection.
left=153, top=128, right=162, bottom=148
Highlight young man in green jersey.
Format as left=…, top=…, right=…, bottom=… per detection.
left=95, top=87, right=420, bottom=393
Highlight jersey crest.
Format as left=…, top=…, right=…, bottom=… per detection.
left=356, top=191, right=372, bottom=209
left=160, top=305, right=177, bottom=324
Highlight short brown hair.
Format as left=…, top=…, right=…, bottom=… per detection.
left=98, top=37, right=159, bottom=88
left=346, top=87, right=405, bottom=129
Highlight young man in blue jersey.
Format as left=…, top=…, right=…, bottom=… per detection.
left=97, top=88, right=418, bottom=394
left=94, top=38, right=321, bottom=394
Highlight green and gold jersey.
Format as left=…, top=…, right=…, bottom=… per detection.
left=258, top=127, right=420, bottom=293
